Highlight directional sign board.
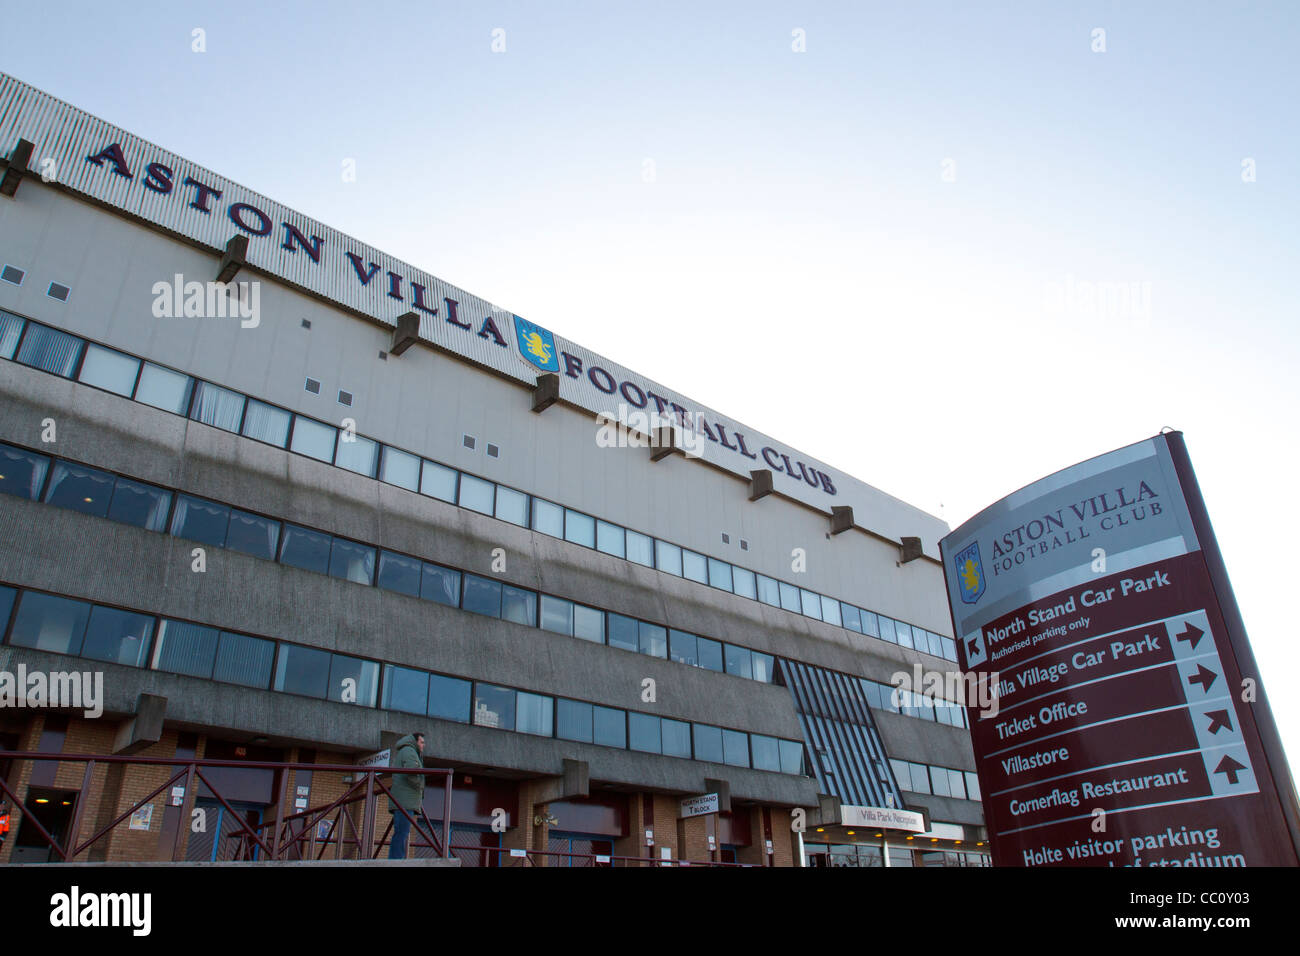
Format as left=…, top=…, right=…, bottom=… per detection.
left=680, top=793, right=719, bottom=818
left=940, top=432, right=1300, bottom=867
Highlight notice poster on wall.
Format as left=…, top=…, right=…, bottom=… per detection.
left=940, top=432, right=1300, bottom=867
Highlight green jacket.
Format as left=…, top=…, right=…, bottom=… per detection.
left=388, top=735, right=425, bottom=812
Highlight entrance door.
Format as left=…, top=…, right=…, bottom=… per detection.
left=548, top=831, right=614, bottom=867
left=186, top=798, right=265, bottom=861
left=9, top=787, right=78, bottom=862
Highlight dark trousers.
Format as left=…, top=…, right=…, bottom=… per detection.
left=389, top=811, right=413, bottom=859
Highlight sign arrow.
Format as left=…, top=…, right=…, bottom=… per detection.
left=1205, top=709, right=1233, bottom=735
left=1175, top=622, right=1205, bottom=650
left=1187, top=664, right=1218, bottom=693
left=966, top=636, right=981, bottom=657
left=1213, top=755, right=1247, bottom=785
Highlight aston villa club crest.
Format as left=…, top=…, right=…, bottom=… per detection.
left=513, top=315, right=559, bottom=372
left=955, top=541, right=986, bottom=605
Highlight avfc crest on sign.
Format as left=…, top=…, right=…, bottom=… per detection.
left=955, top=541, right=986, bottom=605
left=513, top=315, right=559, bottom=372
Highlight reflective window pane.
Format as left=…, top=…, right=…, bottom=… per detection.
left=625, top=530, right=654, bottom=567
left=732, top=567, right=757, bottom=600
left=697, top=637, right=724, bottom=672
left=593, top=706, right=626, bottom=748
left=655, top=540, right=682, bottom=576
left=241, top=400, right=291, bottom=447
left=516, top=692, right=553, bottom=737
left=429, top=673, right=471, bottom=722
left=289, top=416, right=337, bottom=463
left=17, top=323, right=82, bottom=377
left=530, top=498, right=563, bottom=537
left=10, top=591, right=91, bottom=655
left=329, top=538, right=375, bottom=585
left=948, top=768, right=967, bottom=799
left=860, top=609, right=879, bottom=638
left=629, top=712, right=660, bottom=753
left=540, top=595, right=574, bottom=635
left=930, top=766, right=951, bottom=797
left=0, top=444, right=49, bottom=500
left=213, top=631, right=275, bottom=688
left=757, top=575, right=780, bottom=607
left=501, top=585, right=537, bottom=627
left=421, top=564, right=461, bottom=607
left=682, top=550, right=707, bottom=584
left=694, top=725, right=723, bottom=763
left=779, top=740, right=804, bottom=775
left=842, top=604, right=862, bottom=633
left=965, top=772, right=981, bottom=801
left=108, top=478, right=171, bottom=532
left=877, top=616, right=896, bottom=643
left=170, top=494, right=229, bottom=547
left=596, top=520, right=625, bottom=558
left=152, top=619, right=219, bottom=679
left=800, top=589, right=822, bottom=620
left=78, top=344, right=139, bottom=397
left=82, top=606, right=154, bottom=667
left=462, top=574, right=502, bottom=617
left=725, top=644, right=753, bottom=680
left=821, top=596, right=842, bottom=627
left=379, top=446, right=420, bottom=491
left=564, top=509, right=595, bottom=548
left=335, top=434, right=378, bottom=477
left=134, top=363, right=193, bottom=414
left=662, top=719, right=691, bottom=758
left=420, top=460, right=458, bottom=503
left=778, top=581, right=801, bottom=613
left=328, top=654, right=379, bottom=706
left=895, top=621, right=914, bottom=649
left=752, top=652, right=775, bottom=683
left=573, top=605, right=604, bottom=644
left=226, top=509, right=280, bottom=561
left=383, top=666, right=428, bottom=715
left=279, top=524, right=331, bottom=574
left=274, top=643, right=331, bottom=698
left=722, top=730, right=749, bottom=768
left=707, top=558, right=732, bottom=591
left=189, top=381, right=245, bottom=432
left=669, top=630, right=697, bottom=667
left=44, top=461, right=113, bottom=518
left=607, top=613, right=638, bottom=652
left=0, top=310, right=24, bottom=359
left=458, top=473, right=494, bottom=515
left=474, top=683, right=515, bottom=730
left=638, top=622, right=667, bottom=658
left=751, top=734, right=781, bottom=772
left=495, top=486, right=528, bottom=526
left=558, top=699, right=593, bottom=743
left=377, top=550, right=421, bottom=597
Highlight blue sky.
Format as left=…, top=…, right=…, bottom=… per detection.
left=4, top=2, right=1299, bottom=772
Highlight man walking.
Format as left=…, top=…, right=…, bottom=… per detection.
left=387, top=732, right=426, bottom=860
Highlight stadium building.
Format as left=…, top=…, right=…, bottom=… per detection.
left=0, top=71, right=986, bottom=866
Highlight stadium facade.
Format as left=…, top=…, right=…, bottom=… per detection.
left=0, top=72, right=986, bottom=866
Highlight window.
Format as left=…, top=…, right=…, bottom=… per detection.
left=842, top=604, right=862, bottom=633
left=557, top=699, right=593, bottom=743
left=189, top=381, right=245, bottom=432
left=662, top=719, right=691, bottom=758
left=47, top=281, right=70, bottom=301
left=169, top=495, right=229, bottom=546
left=697, top=637, right=724, bottom=672
left=800, top=588, right=822, bottom=620
left=722, top=730, right=749, bottom=768
left=225, top=509, right=280, bottom=561
left=107, top=478, right=172, bottom=532
left=593, top=706, right=626, bottom=749
left=909, top=762, right=931, bottom=795
left=213, top=631, right=275, bottom=688
left=948, top=768, right=967, bottom=800
left=329, top=538, right=375, bottom=585
left=629, top=713, right=660, bottom=753
left=595, top=520, right=625, bottom=558
left=669, top=630, right=697, bottom=667
left=943, top=637, right=958, bottom=661
left=44, top=461, right=114, bottom=518
left=494, top=486, right=528, bottom=526
left=877, top=616, right=896, bottom=643
left=682, top=550, right=707, bottom=584
left=82, top=606, right=154, bottom=667
left=757, top=574, right=780, bottom=607
left=821, top=596, right=842, bottom=627
left=707, top=557, right=733, bottom=592
left=152, top=619, right=219, bottom=679
left=638, top=622, right=667, bottom=659
left=429, top=674, right=471, bottom=722
left=930, top=765, right=951, bottom=797
left=328, top=654, right=379, bottom=706
left=242, top=400, right=292, bottom=447
left=458, top=473, right=494, bottom=515
left=17, top=323, right=82, bottom=377
left=928, top=631, right=947, bottom=658
left=377, top=551, right=422, bottom=597
left=279, top=524, right=332, bottom=574
left=725, top=644, right=752, bottom=679
left=77, top=344, right=139, bottom=397
left=530, top=498, right=563, bottom=537
left=732, top=567, right=757, bottom=600
left=965, top=772, right=981, bottom=801
left=379, top=446, right=420, bottom=491
left=625, top=530, right=654, bottom=567
left=891, top=759, right=912, bottom=792
left=474, top=684, right=515, bottom=730
left=607, top=613, right=638, bottom=652
left=335, top=434, right=378, bottom=477
left=694, top=725, right=723, bottom=763
left=275, top=644, right=332, bottom=698
left=420, top=460, right=458, bottom=503
left=462, top=574, right=502, bottom=618
left=895, top=622, right=914, bottom=649
left=860, top=609, right=879, bottom=638
left=573, top=605, right=604, bottom=643
left=0, top=310, right=22, bottom=359
left=516, top=692, right=553, bottom=737
left=9, top=591, right=91, bottom=655
left=134, top=363, right=193, bottom=414
left=0, top=444, right=49, bottom=499
left=421, top=564, right=460, bottom=607
left=383, top=666, right=428, bottom=715
left=540, top=595, right=573, bottom=635
left=501, top=585, right=537, bottom=626
left=751, top=735, right=781, bottom=772
left=0, top=267, right=22, bottom=286
left=655, top=540, right=682, bottom=576
left=752, top=652, right=775, bottom=683
left=779, top=740, right=804, bottom=775
left=564, top=509, right=595, bottom=548
left=778, top=581, right=801, bottom=613
left=289, top=416, right=337, bottom=463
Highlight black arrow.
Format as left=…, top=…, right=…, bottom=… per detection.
left=1205, top=709, right=1233, bottom=735
left=1214, top=755, right=1247, bottom=785
left=967, top=636, right=981, bottom=657
left=1176, top=622, right=1205, bottom=650
left=1187, top=664, right=1218, bottom=693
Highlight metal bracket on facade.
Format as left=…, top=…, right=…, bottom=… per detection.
left=389, top=311, right=420, bottom=356
left=532, top=372, right=560, bottom=412
left=0, top=138, right=34, bottom=198
left=216, top=234, right=248, bottom=284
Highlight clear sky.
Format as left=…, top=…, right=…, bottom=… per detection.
left=4, top=2, right=1298, bottom=770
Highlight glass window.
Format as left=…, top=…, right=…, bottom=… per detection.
left=420, top=460, right=458, bottom=503
left=778, top=581, right=801, bottom=613
left=693, top=725, right=723, bottom=763
left=842, top=604, right=862, bottom=633
left=895, top=621, right=914, bottom=649
left=877, top=616, right=897, bottom=643
left=564, top=509, right=595, bottom=548
left=421, top=564, right=460, bottom=607
left=732, top=567, right=757, bottom=600
left=800, top=589, right=822, bottom=620
left=17, top=323, right=82, bottom=377
left=821, top=596, right=842, bottom=627
left=78, top=344, right=139, bottom=397
left=107, top=478, right=171, bottom=532
left=213, top=631, right=275, bottom=688
left=859, top=680, right=882, bottom=709
left=722, top=729, right=749, bottom=768
left=607, top=613, right=638, bottom=652
left=661, top=719, right=691, bottom=758
left=474, top=683, right=515, bottom=730
left=462, top=574, right=502, bottom=617
left=379, top=446, right=420, bottom=491
left=757, top=574, right=780, bottom=607
left=44, top=461, right=114, bottom=518
left=707, top=558, right=733, bottom=591
left=638, top=622, right=667, bottom=659
left=928, top=631, right=946, bottom=658
left=930, top=766, right=951, bottom=797
left=625, top=530, right=654, bottom=567
left=151, top=619, right=218, bottom=679
left=682, top=550, right=707, bottom=584
left=225, top=509, right=280, bottom=561
left=495, top=486, right=528, bottom=526
left=655, top=540, right=682, bottom=576
left=329, top=538, right=375, bottom=585
left=530, top=498, right=563, bottom=537
left=82, top=605, right=154, bottom=667
left=752, top=652, right=775, bottom=683
left=593, top=706, right=626, bottom=748
left=9, top=591, right=91, bottom=655
left=0, top=444, right=49, bottom=499
left=134, top=362, right=193, bottom=414
left=965, top=772, right=981, bottom=801
left=377, top=551, right=421, bottom=597
left=943, top=637, right=958, bottom=661
left=429, top=673, right=471, bottom=722
left=335, top=434, right=378, bottom=477
left=573, top=605, right=604, bottom=644
left=669, top=630, right=697, bottom=666
left=540, top=595, right=574, bottom=635
left=860, top=609, right=879, bottom=638
left=697, top=637, right=724, bottom=672
left=0, top=310, right=24, bottom=359
left=501, top=585, right=537, bottom=626
left=458, top=473, right=494, bottom=515
left=557, top=699, right=592, bottom=743
left=948, top=768, right=967, bottom=800
left=288, top=416, right=336, bottom=464
left=629, top=713, right=660, bottom=753
left=241, top=400, right=291, bottom=447
left=751, top=734, right=781, bottom=772
left=779, top=739, right=804, bottom=775
left=725, top=644, right=753, bottom=679
left=596, top=520, right=624, bottom=557
left=516, top=692, right=553, bottom=736
left=910, top=763, right=932, bottom=795
left=279, top=524, right=332, bottom=574
left=170, top=494, right=229, bottom=547
left=891, top=759, right=912, bottom=791
left=274, top=643, right=332, bottom=698
left=383, top=666, right=428, bottom=715
left=329, top=653, right=379, bottom=706
left=189, top=381, right=245, bottom=432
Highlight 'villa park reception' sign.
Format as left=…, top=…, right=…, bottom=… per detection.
left=940, top=432, right=1300, bottom=867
